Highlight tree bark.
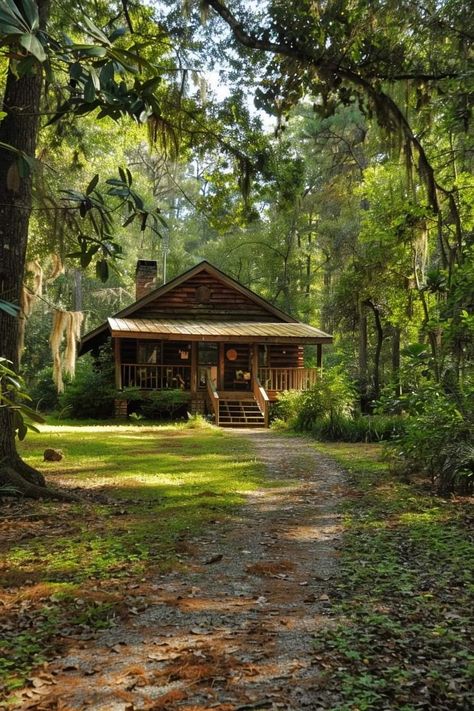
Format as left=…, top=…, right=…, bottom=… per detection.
left=365, top=300, right=384, bottom=401
left=392, top=326, right=401, bottom=397
left=358, top=303, right=369, bottom=412
left=0, top=1, right=70, bottom=498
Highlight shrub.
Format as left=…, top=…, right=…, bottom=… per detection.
left=184, top=413, right=215, bottom=429
left=121, top=387, right=191, bottom=420
left=139, top=390, right=191, bottom=420
left=271, top=390, right=303, bottom=427
left=294, top=367, right=357, bottom=431
left=28, top=366, right=60, bottom=412
left=389, top=384, right=473, bottom=495
left=59, top=345, right=115, bottom=419
left=311, top=414, right=407, bottom=443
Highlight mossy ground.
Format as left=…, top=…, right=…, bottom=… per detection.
left=0, top=421, right=270, bottom=697
left=313, top=442, right=473, bottom=711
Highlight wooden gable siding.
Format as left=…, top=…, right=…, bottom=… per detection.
left=132, top=271, right=282, bottom=322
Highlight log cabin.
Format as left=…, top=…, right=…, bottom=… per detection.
left=79, top=260, right=332, bottom=427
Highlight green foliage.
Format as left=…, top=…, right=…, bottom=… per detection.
left=28, top=366, right=60, bottom=412
left=58, top=346, right=115, bottom=419
left=312, top=441, right=473, bottom=710
left=311, top=414, right=407, bottom=443
left=122, top=387, right=191, bottom=420
left=137, top=389, right=191, bottom=420
left=275, top=368, right=357, bottom=431
left=0, top=357, right=44, bottom=441
left=271, top=389, right=302, bottom=427
left=389, top=384, right=474, bottom=495
left=63, top=169, right=166, bottom=282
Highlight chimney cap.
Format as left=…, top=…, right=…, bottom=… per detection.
left=136, top=259, right=157, bottom=271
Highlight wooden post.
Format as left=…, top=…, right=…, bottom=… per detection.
left=114, top=337, right=122, bottom=390
left=316, top=343, right=322, bottom=371
left=252, top=343, right=259, bottom=382
left=190, top=342, right=198, bottom=395
left=218, top=342, right=225, bottom=390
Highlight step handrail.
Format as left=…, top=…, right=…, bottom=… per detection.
left=253, top=375, right=270, bottom=427
left=206, top=368, right=219, bottom=426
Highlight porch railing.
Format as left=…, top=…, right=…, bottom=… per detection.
left=121, top=363, right=191, bottom=390
left=258, top=367, right=318, bottom=392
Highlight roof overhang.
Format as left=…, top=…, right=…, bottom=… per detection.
left=79, top=260, right=333, bottom=354
left=107, top=318, right=333, bottom=344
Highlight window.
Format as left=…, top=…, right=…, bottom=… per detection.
left=137, top=341, right=161, bottom=364
left=258, top=345, right=268, bottom=367
left=198, top=342, right=218, bottom=365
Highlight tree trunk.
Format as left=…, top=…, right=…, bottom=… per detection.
left=392, top=326, right=401, bottom=397
left=365, top=300, right=384, bottom=402
left=0, top=1, right=71, bottom=499
left=358, top=303, right=369, bottom=412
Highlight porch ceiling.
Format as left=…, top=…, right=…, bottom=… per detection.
left=108, top=317, right=332, bottom=344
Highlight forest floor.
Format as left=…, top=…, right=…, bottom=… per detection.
left=1, top=424, right=472, bottom=710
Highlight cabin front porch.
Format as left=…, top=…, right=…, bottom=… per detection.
left=113, top=338, right=324, bottom=427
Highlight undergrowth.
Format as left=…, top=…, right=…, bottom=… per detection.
left=312, top=442, right=473, bottom=711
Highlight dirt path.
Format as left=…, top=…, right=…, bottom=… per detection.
left=16, top=430, right=345, bottom=711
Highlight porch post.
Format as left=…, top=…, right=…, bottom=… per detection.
left=190, top=342, right=198, bottom=395
left=251, top=343, right=259, bottom=382
left=316, top=343, right=323, bottom=371
left=218, top=343, right=225, bottom=390
left=114, top=337, right=122, bottom=390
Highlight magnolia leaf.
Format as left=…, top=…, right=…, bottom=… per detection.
left=96, top=259, right=109, bottom=282
left=70, top=44, right=107, bottom=57
left=20, top=0, right=39, bottom=31
left=19, top=32, right=46, bottom=61
left=86, top=173, right=100, bottom=195
left=81, top=16, right=111, bottom=45
left=0, top=299, right=20, bottom=316
left=89, top=66, right=100, bottom=91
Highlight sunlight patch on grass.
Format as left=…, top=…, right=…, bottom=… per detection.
left=1, top=422, right=272, bottom=695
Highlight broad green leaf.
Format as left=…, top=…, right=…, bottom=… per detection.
left=0, top=299, right=19, bottom=316
left=81, top=16, right=110, bottom=46
left=96, top=259, right=109, bottom=282
left=84, top=76, right=96, bottom=103
left=19, top=32, right=46, bottom=61
left=86, top=173, right=100, bottom=195
left=20, top=0, right=39, bottom=31
left=70, top=44, right=107, bottom=57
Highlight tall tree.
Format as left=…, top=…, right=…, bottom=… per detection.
left=183, top=0, right=473, bottom=378
left=0, top=0, right=186, bottom=496
left=0, top=0, right=51, bottom=496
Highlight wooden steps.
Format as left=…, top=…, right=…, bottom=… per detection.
left=218, top=396, right=265, bottom=427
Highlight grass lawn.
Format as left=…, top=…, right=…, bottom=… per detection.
left=313, top=441, right=473, bottom=711
left=0, top=421, right=269, bottom=698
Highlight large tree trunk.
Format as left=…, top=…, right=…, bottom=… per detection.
left=365, top=300, right=384, bottom=402
left=358, top=303, right=369, bottom=413
left=0, top=1, right=70, bottom=499
left=392, top=326, right=401, bottom=398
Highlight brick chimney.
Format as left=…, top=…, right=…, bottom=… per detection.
left=135, top=260, right=157, bottom=300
